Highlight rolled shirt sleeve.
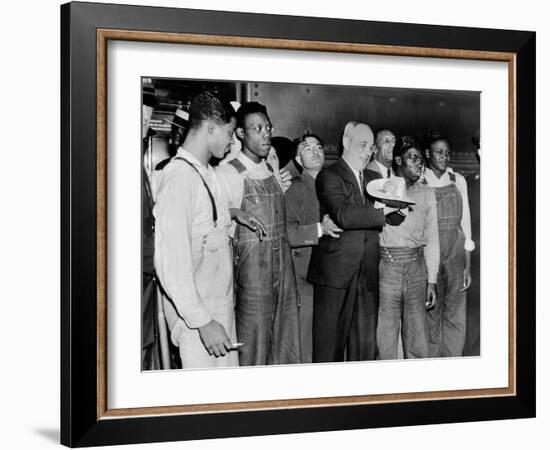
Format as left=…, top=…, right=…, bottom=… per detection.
left=424, top=188, right=440, bottom=284
left=456, top=173, right=476, bottom=252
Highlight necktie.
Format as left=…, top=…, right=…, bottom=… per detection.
left=387, top=167, right=391, bottom=178
left=359, top=170, right=367, bottom=201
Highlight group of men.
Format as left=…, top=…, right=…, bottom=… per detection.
left=143, top=89, right=476, bottom=369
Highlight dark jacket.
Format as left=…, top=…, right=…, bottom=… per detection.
left=285, top=170, right=321, bottom=297
left=307, top=158, right=384, bottom=289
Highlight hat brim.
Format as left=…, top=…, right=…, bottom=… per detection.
left=366, top=178, right=416, bottom=205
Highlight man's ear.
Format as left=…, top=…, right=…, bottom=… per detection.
left=395, top=156, right=403, bottom=167
left=295, top=152, right=303, bottom=167
left=206, top=121, right=216, bottom=135
left=424, top=149, right=430, bottom=160
left=342, top=135, right=350, bottom=151
left=235, top=127, right=245, bottom=140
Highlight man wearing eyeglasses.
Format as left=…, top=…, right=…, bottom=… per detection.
left=307, top=121, right=399, bottom=363
left=285, top=134, right=343, bottom=363
left=367, top=129, right=397, bottom=179
left=217, top=101, right=301, bottom=366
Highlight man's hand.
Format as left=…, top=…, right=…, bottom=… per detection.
left=267, top=146, right=280, bottom=171
left=385, top=210, right=406, bottom=226
left=426, top=283, right=437, bottom=309
left=459, top=251, right=472, bottom=292
left=278, top=168, right=292, bottom=193
left=198, top=320, right=232, bottom=357
left=459, top=267, right=472, bottom=292
left=231, top=208, right=267, bottom=241
left=321, top=214, right=343, bottom=238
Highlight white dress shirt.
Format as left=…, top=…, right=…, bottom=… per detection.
left=341, top=155, right=364, bottom=193
left=373, top=159, right=392, bottom=178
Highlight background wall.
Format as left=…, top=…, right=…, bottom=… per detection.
left=148, top=77, right=480, bottom=168
left=0, top=1, right=545, bottom=449
left=256, top=83, right=480, bottom=159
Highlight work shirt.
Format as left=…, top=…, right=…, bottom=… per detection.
left=424, top=167, right=475, bottom=252
left=379, top=181, right=440, bottom=283
left=153, top=148, right=233, bottom=329
left=217, top=152, right=285, bottom=235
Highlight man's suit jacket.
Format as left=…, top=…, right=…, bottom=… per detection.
left=285, top=170, right=320, bottom=298
left=366, top=159, right=392, bottom=179
left=307, top=158, right=384, bottom=290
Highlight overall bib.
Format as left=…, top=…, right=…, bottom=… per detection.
left=229, top=159, right=301, bottom=366
left=427, top=181, right=467, bottom=357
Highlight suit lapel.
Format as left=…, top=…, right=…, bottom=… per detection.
left=335, top=158, right=363, bottom=204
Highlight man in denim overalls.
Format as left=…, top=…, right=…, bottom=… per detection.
left=217, top=102, right=301, bottom=366
left=424, top=132, right=475, bottom=357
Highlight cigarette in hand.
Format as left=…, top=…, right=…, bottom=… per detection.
left=231, top=342, right=245, bottom=348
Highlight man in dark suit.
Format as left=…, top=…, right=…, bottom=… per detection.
left=307, top=121, right=397, bottom=362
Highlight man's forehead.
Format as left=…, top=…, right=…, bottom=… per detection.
left=431, top=140, right=449, bottom=149
left=378, top=130, right=395, bottom=140
left=303, top=137, right=322, bottom=146
left=352, top=124, right=373, bottom=140
left=243, top=112, right=269, bottom=125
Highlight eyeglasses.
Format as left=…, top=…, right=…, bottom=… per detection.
left=407, top=155, right=424, bottom=163
left=361, top=143, right=376, bottom=152
left=244, top=123, right=274, bottom=134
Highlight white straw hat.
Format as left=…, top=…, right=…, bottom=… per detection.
left=366, top=176, right=416, bottom=205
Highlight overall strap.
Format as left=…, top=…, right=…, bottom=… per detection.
left=228, top=158, right=247, bottom=174
left=173, top=157, right=217, bottom=224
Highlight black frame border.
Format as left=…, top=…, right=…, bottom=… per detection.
left=61, top=2, right=536, bottom=447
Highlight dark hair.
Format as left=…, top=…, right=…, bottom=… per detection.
left=236, top=101, right=269, bottom=128
left=297, top=133, right=324, bottom=149
left=423, top=130, right=451, bottom=150
left=188, top=91, right=235, bottom=130
left=393, top=135, right=421, bottom=172
left=271, top=136, right=295, bottom=168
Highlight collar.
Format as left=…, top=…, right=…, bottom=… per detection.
left=176, top=148, right=209, bottom=170
left=237, top=152, right=268, bottom=172
left=425, top=166, right=454, bottom=177
left=342, top=155, right=361, bottom=176
left=374, top=159, right=391, bottom=176
left=301, top=169, right=317, bottom=188
left=406, top=179, right=423, bottom=192
left=424, top=166, right=456, bottom=185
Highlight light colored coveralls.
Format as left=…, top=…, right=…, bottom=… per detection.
left=154, top=149, right=238, bottom=369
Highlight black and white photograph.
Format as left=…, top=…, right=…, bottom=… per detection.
left=52, top=0, right=537, bottom=447
left=141, top=77, right=481, bottom=371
